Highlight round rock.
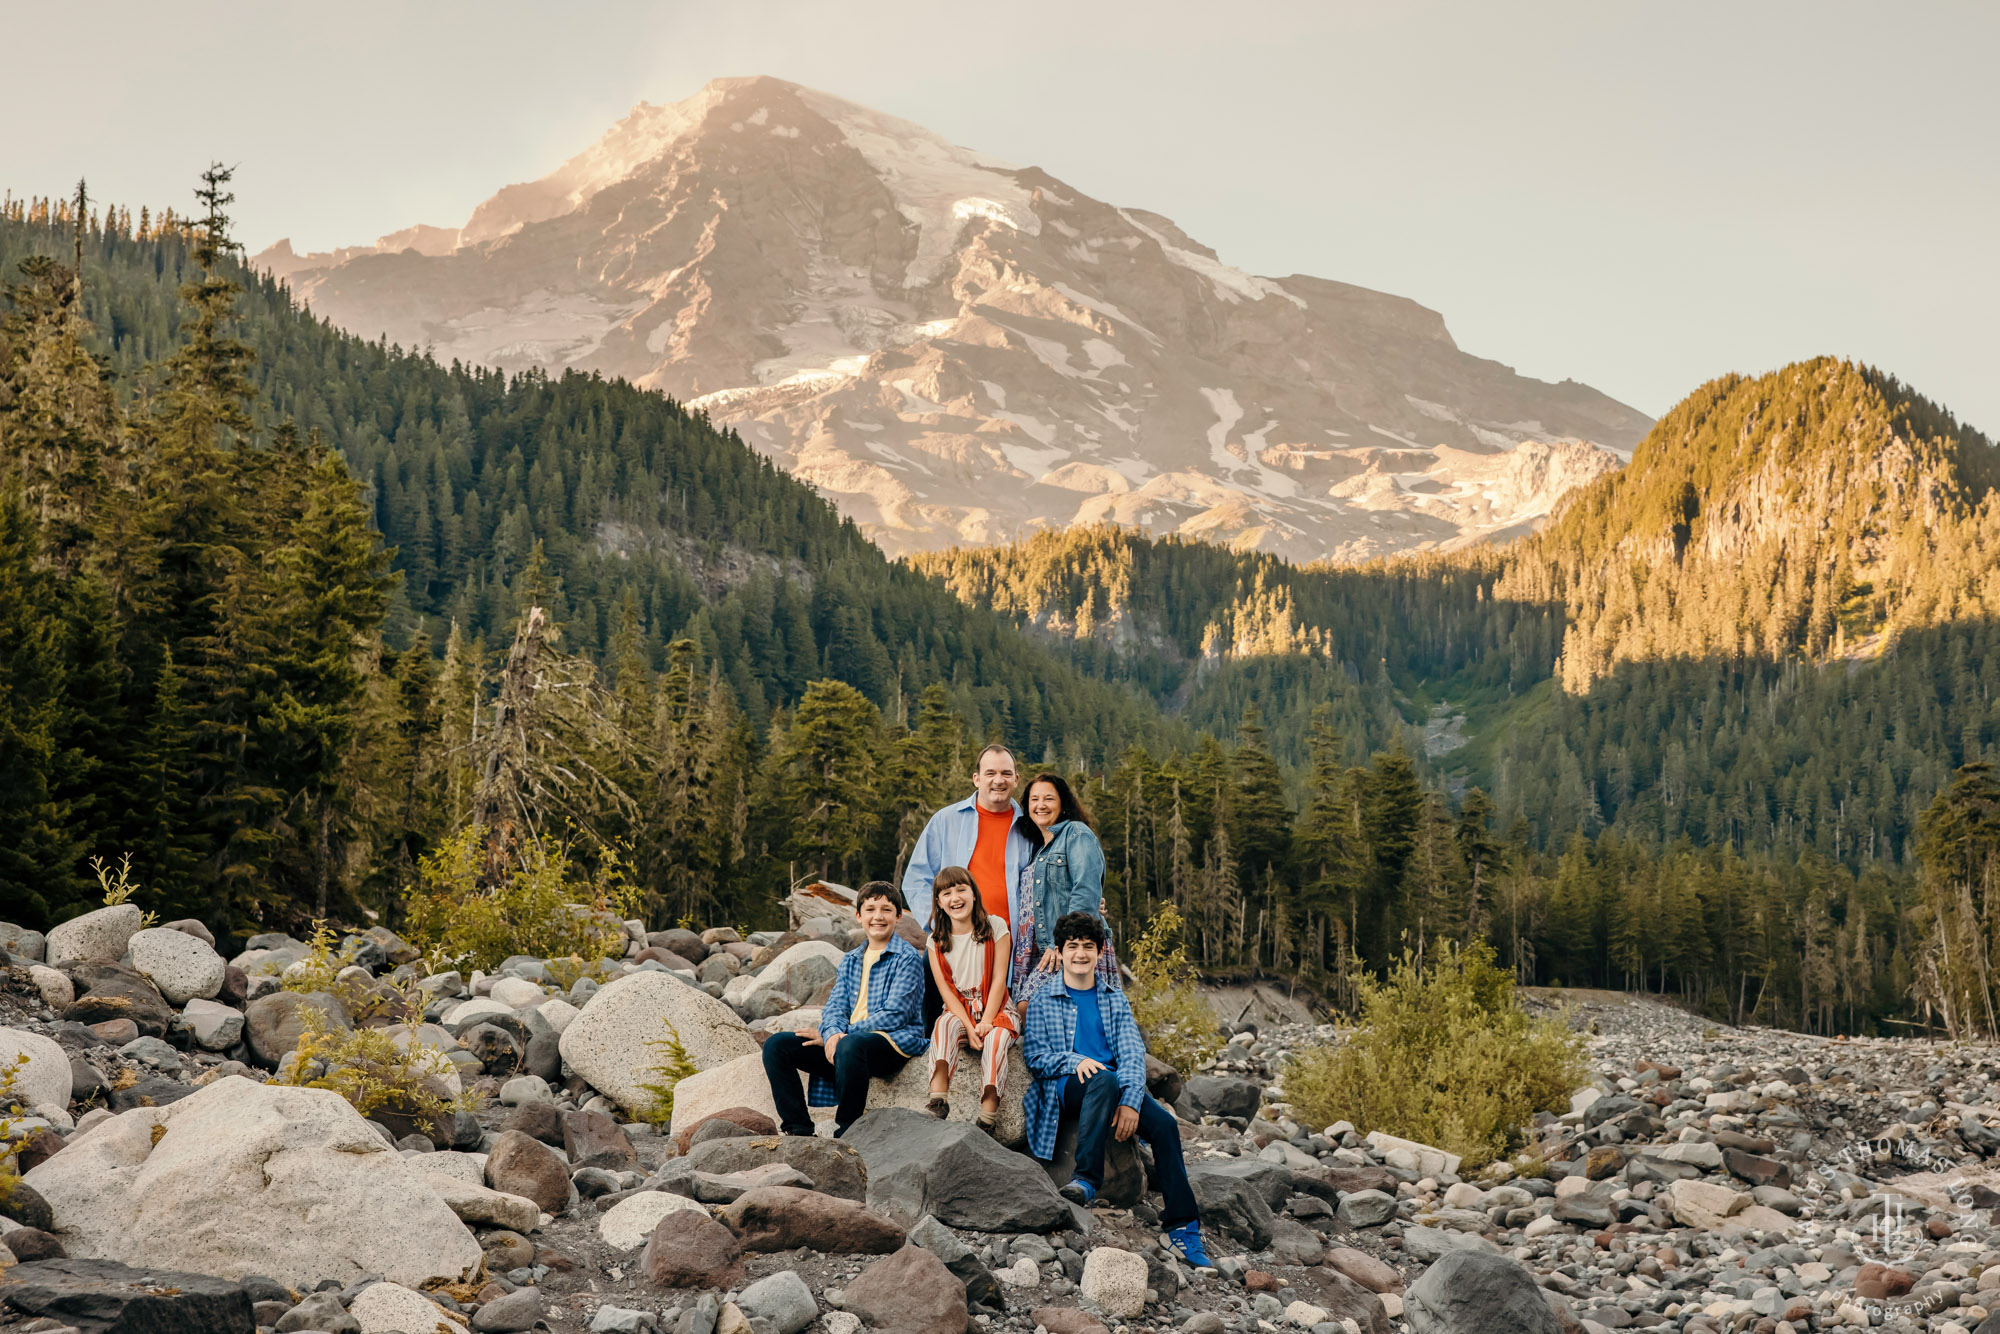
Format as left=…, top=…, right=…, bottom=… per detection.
left=0, top=1026, right=72, bottom=1115
left=46, top=903, right=144, bottom=968
left=598, top=1190, right=709, bottom=1250
left=557, top=971, right=757, bottom=1117
left=1079, top=1246, right=1149, bottom=1319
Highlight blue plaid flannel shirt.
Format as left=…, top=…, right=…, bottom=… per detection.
left=1020, top=979, right=1150, bottom=1161
left=808, top=933, right=926, bottom=1108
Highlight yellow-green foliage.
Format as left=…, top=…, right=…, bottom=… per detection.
left=0, top=1052, right=32, bottom=1204
left=634, top=1019, right=697, bottom=1129
left=280, top=920, right=400, bottom=1022
left=276, top=1001, right=473, bottom=1126
left=89, top=852, right=156, bottom=925
left=1126, top=905, right=1223, bottom=1078
left=403, top=826, right=641, bottom=974
left=1284, top=939, right=1583, bottom=1169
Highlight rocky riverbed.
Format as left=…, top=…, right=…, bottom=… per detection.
left=5, top=908, right=2000, bottom=1334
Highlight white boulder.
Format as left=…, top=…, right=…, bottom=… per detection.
left=666, top=1051, right=788, bottom=1141
left=45, top=903, right=143, bottom=968
left=24, top=1075, right=482, bottom=1286
left=558, top=971, right=757, bottom=1116
left=536, top=998, right=581, bottom=1034
left=127, top=926, right=226, bottom=1004
left=349, top=1281, right=467, bottom=1333
left=1363, top=1131, right=1461, bottom=1179
left=27, top=965, right=73, bottom=1011
left=752, top=942, right=842, bottom=1003
left=0, top=1027, right=71, bottom=1117
left=423, top=1171, right=541, bottom=1233
left=488, top=976, right=545, bottom=1009
left=174, top=998, right=244, bottom=1051
left=598, top=1190, right=709, bottom=1250
left=1080, top=1246, right=1149, bottom=1318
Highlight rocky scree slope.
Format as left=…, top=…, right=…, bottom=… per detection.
left=7, top=909, right=2000, bottom=1334
left=258, top=76, right=1650, bottom=563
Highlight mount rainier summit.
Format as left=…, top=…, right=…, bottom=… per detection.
left=258, top=76, right=1651, bottom=560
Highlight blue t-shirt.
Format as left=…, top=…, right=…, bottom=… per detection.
left=1068, top=984, right=1115, bottom=1066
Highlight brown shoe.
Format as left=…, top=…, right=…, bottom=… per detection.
left=977, top=1113, right=999, bottom=1137
left=927, top=1096, right=951, bottom=1119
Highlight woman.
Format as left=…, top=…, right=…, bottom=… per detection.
left=1010, top=772, right=1118, bottom=1004
left=924, top=865, right=1017, bottom=1133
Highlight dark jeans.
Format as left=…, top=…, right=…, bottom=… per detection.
left=1061, top=1070, right=1200, bottom=1229
left=762, top=1030, right=909, bottom=1136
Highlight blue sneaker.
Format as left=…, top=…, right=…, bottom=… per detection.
left=1059, top=1178, right=1097, bottom=1206
left=1168, top=1221, right=1212, bottom=1268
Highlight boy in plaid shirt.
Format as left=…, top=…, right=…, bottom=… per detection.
left=762, top=881, right=926, bottom=1137
left=1022, top=911, right=1211, bottom=1267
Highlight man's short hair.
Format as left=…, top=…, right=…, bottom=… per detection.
left=855, top=881, right=905, bottom=914
left=1052, top=911, right=1106, bottom=950
left=974, top=743, right=1016, bottom=770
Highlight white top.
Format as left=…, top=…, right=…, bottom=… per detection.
left=940, top=928, right=1005, bottom=999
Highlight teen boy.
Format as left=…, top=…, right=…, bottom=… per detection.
left=762, top=880, right=926, bottom=1137
left=1021, top=911, right=1211, bottom=1267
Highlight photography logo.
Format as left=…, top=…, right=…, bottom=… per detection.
left=1808, top=1135, right=1977, bottom=1267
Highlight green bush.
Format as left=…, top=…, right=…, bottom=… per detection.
left=402, top=827, right=640, bottom=974
left=634, top=1020, right=697, bottom=1129
left=276, top=1002, right=473, bottom=1131
left=1, top=1052, right=35, bottom=1207
left=280, top=920, right=405, bottom=1023
left=1125, top=905, right=1224, bottom=1078
left=1284, top=939, right=1582, bottom=1169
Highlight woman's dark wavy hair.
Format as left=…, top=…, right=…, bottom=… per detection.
left=1017, top=771, right=1091, bottom=849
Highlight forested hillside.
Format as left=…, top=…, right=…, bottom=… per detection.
left=10, top=181, right=2000, bottom=1040
left=910, top=363, right=2000, bottom=1036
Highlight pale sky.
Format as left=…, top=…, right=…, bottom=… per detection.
left=5, top=0, right=1995, bottom=433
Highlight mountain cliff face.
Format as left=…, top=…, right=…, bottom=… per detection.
left=258, top=76, right=1651, bottom=560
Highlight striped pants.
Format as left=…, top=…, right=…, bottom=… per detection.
left=929, top=1008, right=1014, bottom=1098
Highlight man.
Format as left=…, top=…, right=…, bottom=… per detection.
left=762, top=881, right=926, bottom=1137
left=1021, top=911, right=1211, bottom=1267
left=902, top=743, right=1038, bottom=929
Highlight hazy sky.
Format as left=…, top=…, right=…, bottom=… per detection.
left=6, top=0, right=1995, bottom=431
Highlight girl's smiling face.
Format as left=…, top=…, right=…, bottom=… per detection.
left=938, top=877, right=975, bottom=925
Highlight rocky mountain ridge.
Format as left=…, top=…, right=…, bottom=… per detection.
left=256, top=76, right=1651, bottom=561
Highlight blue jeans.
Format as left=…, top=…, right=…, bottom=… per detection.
left=762, top=1031, right=907, bottom=1136
left=1060, top=1070, right=1200, bottom=1229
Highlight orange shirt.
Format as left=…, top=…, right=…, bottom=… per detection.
left=968, top=803, right=1014, bottom=929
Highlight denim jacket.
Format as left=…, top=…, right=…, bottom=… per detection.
left=1023, top=820, right=1107, bottom=953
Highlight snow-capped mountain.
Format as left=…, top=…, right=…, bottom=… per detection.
left=258, top=76, right=1650, bottom=560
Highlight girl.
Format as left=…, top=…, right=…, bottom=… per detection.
left=1010, top=771, right=1118, bottom=1005
left=925, top=864, right=1017, bottom=1132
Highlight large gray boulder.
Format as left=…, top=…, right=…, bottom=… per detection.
left=842, top=1107, right=1069, bottom=1232
left=23, top=1075, right=482, bottom=1287
left=1184, top=1160, right=1278, bottom=1248
left=0, top=1027, right=72, bottom=1117
left=1404, top=1248, right=1561, bottom=1334
left=245, top=990, right=350, bottom=1067
left=45, top=903, right=143, bottom=968
left=558, top=970, right=757, bottom=1116
left=127, top=926, right=226, bottom=1004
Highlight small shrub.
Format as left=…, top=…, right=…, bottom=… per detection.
left=1284, top=939, right=1583, bottom=1169
left=0, top=1052, right=30, bottom=1206
left=276, top=1002, right=473, bottom=1129
left=1126, top=904, right=1224, bottom=1079
left=280, top=920, right=406, bottom=1023
left=402, top=826, right=641, bottom=974
left=634, top=1019, right=697, bottom=1129
left=89, top=853, right=157, bottom=925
